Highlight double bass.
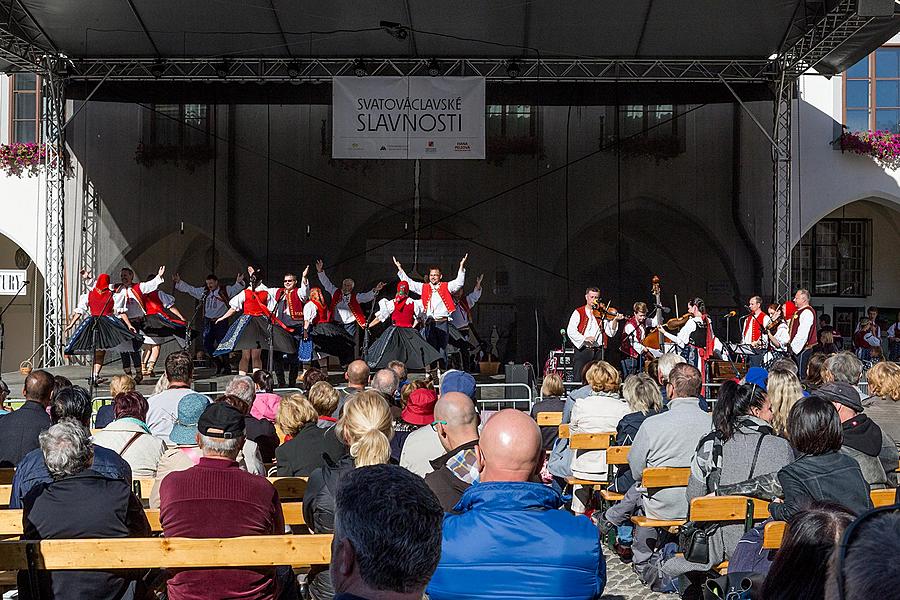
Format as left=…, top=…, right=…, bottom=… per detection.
left=643, top=275, right=690, bottom=351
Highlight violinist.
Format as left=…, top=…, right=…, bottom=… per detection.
left=661, top=297, right=725, bottom=382
left=620, top=302, right=662, bottom=376
left=566, top=287, right=623, bottom=378
left=764, top=302, right=791, bottom=364
left=788, top=288, right=818, bottom=376
left=741, top=296, right=771, bottom=367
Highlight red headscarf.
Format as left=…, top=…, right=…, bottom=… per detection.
left=394, top=281, right=409, bottom=310
left=783, top=301, right=797, bottom=321
left=94, top=274, right=111, bottom=294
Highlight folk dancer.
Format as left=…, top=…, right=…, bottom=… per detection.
left=788, top=288, right=818, bottom=377
left=273, top=267, right=310, bottom=387
left=448, top=273, right=484, bottom=371
left=301, top=287, right=355, bottom=369
left=138, top=274, right=189, bottom=378
left=741, top=295, right=771, bottom=368
left=64, top=274, right=142, bottom=387
left=853, top=318, right=881, bottom=363
left=365, top=281, right=442, bottom=370
left=565, top=287, right=622, bottom=380
left=763, top=302, right=792, bottom=365
left=393, top=254, right=468, bottom=368
left=662, top=297, right=725, bottom=384
left=214, top=266, right=297, bottom=375
left=113, top=266, right=166, bottom=383
left=620, top=301, right=662, bottom=377
left=316, top=259, right=385, bottom=357
left=173, top=271, right=246, bottom=374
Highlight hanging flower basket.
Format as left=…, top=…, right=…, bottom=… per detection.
left=838, top=129, right=900, bottom=170
left=0, top=143, right=48, bottom=178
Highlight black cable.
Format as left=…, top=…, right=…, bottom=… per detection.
left=266, top=104, right=271, bottom=274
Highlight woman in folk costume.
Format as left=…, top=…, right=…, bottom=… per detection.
left=300, top=287, right=355, bottom=368
left=64, top=273, right=143, bottom=386
left=662, top=296, right=726, bottom=383
left=213, top=266, right=297, bottom=375
left=139, top=272, right=189, bottom=378
left=365, top=281, right=443, bottom=370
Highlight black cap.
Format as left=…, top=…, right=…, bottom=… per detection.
left=816, top=382, right=864, bottom=413
left=198, top=403, right=245, bottom=439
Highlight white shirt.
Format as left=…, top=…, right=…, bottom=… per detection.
left=741, top=312, right=772, bottom=345
left=156, top=290, right=176, bottom=309
left=318, top=271, right=376, bottom=324
left=566, top=307, right=620, bottom=350
left=115, top=275, right=164, bottom=319
left=771, top=322, right=790, bottom=347
left=664, top=316, right=724, bottom=355
left=623, top=317, right=662, bottom=358
left=449, top=288, right=482, bottom=329
left=375, top=297, right=424, bottom=323
left=789, top=307, right=816, bottom=354
left=888, top=323, right=900, bottom=340
left=74, top=291, right=126, bottom=316
left=175, top=279, right=244, bottom=320
left=397, top=268, right=466, bottom=320
left=399, top=425, right=444, bottom=477
left=228, top=285, right=278, bottom=312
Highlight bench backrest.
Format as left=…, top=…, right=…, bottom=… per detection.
left=568, top=432, right=614, bottom=450
left=536, top=412, right=563, bottom=427
left=640, top=467, right=690, bottom=489
left=688, top=495, right=770, bottom=522
left=0, top=469, right=14, bottom=486
left=606, top=446, right=630, bottom=465
left=133, top=476, right=308, bottom=501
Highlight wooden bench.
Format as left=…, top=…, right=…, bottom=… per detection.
left=630, top=467, right=692, bottom=528
left=133, top=476, right=308, bottom=501
left=600, top=446, right=630, bottom=503
left=536, top=412, right=563, bottom=427
left=558, top=423, right=570, bottom=439
left=565, top=432, right=615, bottom=489
left=0, top=470, right=14, bottom=486
left=675, top=496, right=770, bottom=573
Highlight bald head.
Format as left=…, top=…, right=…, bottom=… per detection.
left=477, top=409, right=542, bottom=483
left=346, top=360, right=370, bottom=387
left=433, top=392, right=478, bottom=452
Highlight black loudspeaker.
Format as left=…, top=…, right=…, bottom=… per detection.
left=504, top=363, right=534, bottom=399
left=857, top=0, right=894, bottom=16
left=550, top=349, right=577, bottom=382
left=193, top=381, right=217, bottom=393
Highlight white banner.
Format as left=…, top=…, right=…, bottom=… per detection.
left=332, top=76, right=485, bottom=159
left=0, top=270, right=27, bottom=295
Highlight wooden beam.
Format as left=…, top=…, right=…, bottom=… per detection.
left=569, top=432, right=613, bottom=450
left=641, top=467, right=690, bottom=489
left=536, top=412, right=563, bottom=427
left=689, top=496, right=769, bottom=521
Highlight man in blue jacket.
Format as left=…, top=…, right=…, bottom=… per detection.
left=427, top=409, right=606, bottom=600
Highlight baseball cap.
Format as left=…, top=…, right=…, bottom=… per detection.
left=815, top=381, right=863, bottom=413
left=198, top=402, right=246, bottom=439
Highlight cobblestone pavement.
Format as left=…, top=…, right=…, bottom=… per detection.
left=602, top=554, right=671, bottom=600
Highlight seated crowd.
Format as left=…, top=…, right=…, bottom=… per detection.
left=0, top=348, right=897, bottom=599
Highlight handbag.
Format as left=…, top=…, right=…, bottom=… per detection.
left=297, top=337, right=314, bottom=362
left=702, top=572, right=762, bottom=600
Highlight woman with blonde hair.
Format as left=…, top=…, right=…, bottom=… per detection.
left=767, top=368, right=806, bottom=436
left=94, top=374, right=136, bottom=428
left=863, top=361, right=900, bottom=450
left=302, top=390, right=394, bottom=600
left=531, top=373, right=567, bottom=451
left=275, top=393, right=330, bottom=476
left=569, top=361, right=628, bottom=514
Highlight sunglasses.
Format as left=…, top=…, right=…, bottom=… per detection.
left=430, top=419, right=447, bottom=431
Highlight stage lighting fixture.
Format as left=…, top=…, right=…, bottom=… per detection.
left=150, top=61, right=166, bottom=79
left=426, top=58, right=441, bottom=77
left=215, top=61, right=230, bottom=79
left=380, top=20, right=408, bottom=40
left=353, top=58, right=368, bottom=77
left=286, top=62, right=301, bottom=79
left=506, top=60, right=521, bottom=79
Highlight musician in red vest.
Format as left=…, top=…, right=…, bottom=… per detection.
left=565, top=286, right=623, bottom=380
left=788, top=288, right=818, bottom=377
left=113, top=265, right=165, bottom=383
left=174, top=271, right=246, bottom=375
left=139, top=272, right=188, bottom=378
left=741, top=295, right=771, bottom=367
left=316, top=259, right=385, bottom=343
left=393, top=253, right=468, bottom=367
left=620, top=301, right=662, bottom=377
left=273, top=266, right=310, bottom=386
left=449, top=273, right=483, bottom=371
left=853, top=317, right=881, bottom=362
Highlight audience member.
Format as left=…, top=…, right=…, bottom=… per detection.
left=657, top=353, right=687, bottom=404
left=427, top=409, right=606, bottom=600
left=530, top=372, right=567, bottom=452
left=387, top=360, right=409, bottom=404
left=424, top=392, right=479, bottom=511
left=308, top=380, right=340, bottom=429
left=146, top=352, right=195, bottom=442
left=0, top=369, right=53, bottom=467
left=769, top=358, right=799, bottom=377
left=19, top=420, right=151, bottom=600
left=330, top=465, right=443, bottom=600
left=160, top=402, right=286, bottom=600
left=824, top=508, right=900, bottom=600
left=250, top=369, right=281, bottom=422
left=610, top=373, right=662, bottom=493
left=334, top=360, right=370, bottom=417
left=276, top=393, right=330, bottom=477
left=822, top=352, right=865, bottom=400
left=816, top=381, right=898, bottom=488
left=94, top=373, right=135, bottom=429
left=803, top=351, right=830, bottom=390
left=627, top=364, right=712, bottom=585
left=370, top=368, right=399, bottom=406
left=862, top=360, right=900, bottom=450
left=92, top=391, right=166, bottom=477
left=718, top=395, right=872, bottom=520
left=50, top=375, right=72, bottom=404
left=223, top=375, right=276, bottom=469
left=304, top=390, right=394, bottom=600
left=569, top=361, right=628, bottom=514
left=302, top=367, right=327, bottom=391
left=400, top=371, right=472, bottom=477
left=391, top=387, right=437, bottom=461
left=760, top=501, right=854, bottom=600
left=214, top=393, right=268, bottom=473
left=150, top=393, right=210, bottom=508
left=0, top=380, right=9, bottom=415
left=545, top=360, right=602, bottom=485
left=11, top=386, right=132, bottom=509
left=767, top=368, right=806, bottom=436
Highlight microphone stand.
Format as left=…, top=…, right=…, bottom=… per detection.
left=361, top=290, right=380, bottom=360
left=0, top=280, right=28, bottom=383
left=268, top=291, right=286, bottom=374
left=184, top=288, right=209, bottom=352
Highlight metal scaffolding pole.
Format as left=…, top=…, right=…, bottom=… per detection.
left=41, top=58, right=66, bottom=367
left=79, top=181, right=100, bottom=291
left=771, top=72, right=793, bottom=303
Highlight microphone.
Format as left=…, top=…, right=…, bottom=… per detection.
left=559, top=328, right=568, bottom=349
left=724, top=310, right=737, bottom=318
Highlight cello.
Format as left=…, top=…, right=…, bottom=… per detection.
left=643, top=276, right=665, bottom=351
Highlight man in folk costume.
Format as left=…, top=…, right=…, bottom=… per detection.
left=788, top=288, right=818, bottom=377
left=214, top=266, right=296, bottom=375
left=173, top=271, right=246, bottom=375
left=316, top=259, right=385, bottom=351
left=113, top=265, right=166, bottom=383
left=139, top=273, right=189, bottom=378
left=64, top=274, right=142, bottom=386
left=620, top=301, right=662, bottom=377
left=365, top=281, right=442, bottom=370
left=741, top=295, right=771, bottom=368
left=853, top=318, right=881, bottom=362
left=301, top=287, right=354, bottom=369
left=448, top=273, right=484, bottom=372
left=566, top=286, right=623, bottom=381
left=393, top=254, right=468, bottom=368
left=662, top=297, right=725, bottom=384
left=273, top=266, right=310, bottom=386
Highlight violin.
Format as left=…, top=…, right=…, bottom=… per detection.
left=593, top=302, right=622, bottom=321
left=767, top=313, right=785, bottom=333
left=664, top=313, right=692, bottom=332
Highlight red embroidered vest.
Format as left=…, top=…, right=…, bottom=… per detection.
left=88, top=289, right=115, bottom=316
left=421, top=282, right=456, bottom=313
left=307, top=299, right=329, bottom=324
left=789, top=305, right=818, bottom=350
left=124, top=284, right=145, bottom=314
left=619, top=317, right=645, bottom=358
left=329, top=290, right=366, bottom=326
left=392, top=300, right=416, bottom=328
left=853, top=330, right=877, bottom=350
left=743, top=311, right=765, bottom=342
left=576, top=306, right=607, bottom=347
left=145, top=291, right=186, bottom=325
left=276, top=288, right=305, bottom=320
